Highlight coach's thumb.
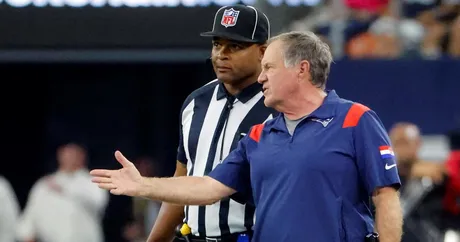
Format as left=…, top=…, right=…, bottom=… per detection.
left=114, top=150, right=133, bottom=168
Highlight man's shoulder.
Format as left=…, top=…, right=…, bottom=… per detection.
left=333, top=98, right=377, bottom=128
left=249, top=113, right=280, bottom=132
left=263, top=113, right=280, bottom=126
left=182, top=79, right=219, bottom=106
left=334, top=97, right=371, bottom=115
left=243, top=114, right=280, bottom=144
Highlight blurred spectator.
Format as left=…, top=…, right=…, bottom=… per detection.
left=448, top=14, right=460, bottom=56
left=436, top=128, right=460, bottom=241
left=288, top=0, right=337, bottom=35
left=397, top=18, right=426, bottom=58
left=288, top=0, right=393, bottom=58
left=444, top=128, right=460, bottom=217
left=401, top=0, right=460, bottom=59
left=390, top=122, right=445, bottom=185
left=287, top=0, right=338, bottom=54
left=345, top=0, right=389, bottom=13
left=287, top=0, right=460, bottom=59
left=253, top=0, right=318, bottom=36
left=346, top=30, right=401, bottom=58
left=389, top=122, right=460, bottom=242
left=344, top=0, right=402, bottom=58
left=390, top=122, right=443, bottom=241
left=16, top=142, right=109, bottom=242
left=0, top=175, right=20, bottom=242
left=123, top=156, right=162, bottom=242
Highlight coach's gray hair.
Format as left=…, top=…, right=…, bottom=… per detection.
left=268, top=31, right=333, bottom=89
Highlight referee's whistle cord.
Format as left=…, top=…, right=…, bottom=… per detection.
left=219, top=97, right=235, bottom=163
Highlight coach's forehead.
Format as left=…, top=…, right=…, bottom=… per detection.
left=262, top=40, right=283, bottom=64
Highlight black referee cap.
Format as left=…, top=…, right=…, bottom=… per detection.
left=200, top=4, right=270, bottom=44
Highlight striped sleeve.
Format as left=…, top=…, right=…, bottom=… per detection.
left=177, top=95, right=194, bottom=164
left=177, top=125, right=187, bottom=164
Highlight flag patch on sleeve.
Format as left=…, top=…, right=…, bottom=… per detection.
left=379, top=146, right=395, bottom=159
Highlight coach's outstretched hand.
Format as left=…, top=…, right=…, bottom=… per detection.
left=90, top=151, right=143, bottom=196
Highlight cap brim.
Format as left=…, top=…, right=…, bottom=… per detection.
left=200, top=31, right=261, bottom=43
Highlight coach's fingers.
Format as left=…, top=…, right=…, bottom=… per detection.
left=90, top=169, right=113, bottom=178
left=91, top=177, right=112, bottom=184
left=97, top=183, right=117, bottom=190
left=110, top=189, right=123, bottom=195
left=115, top=150, right=134, bottom=168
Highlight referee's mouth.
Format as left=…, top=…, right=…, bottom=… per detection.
left=216, top=66, right=232, bottom=72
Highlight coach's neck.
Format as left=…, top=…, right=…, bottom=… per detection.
left=281, top=86, right=327, bottom=120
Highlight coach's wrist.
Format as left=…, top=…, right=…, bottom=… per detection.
left=137, top=176, right=153, bottom=198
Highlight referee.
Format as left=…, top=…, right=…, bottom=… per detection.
left=147, top=5, right=276, bottom=242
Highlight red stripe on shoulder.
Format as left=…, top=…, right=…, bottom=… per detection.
left=342, top=103, right=370, bottom=128
left=249, top=124, right=265, bottom=142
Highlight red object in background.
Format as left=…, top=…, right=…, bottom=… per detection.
left=344, top=0, right=389, bottom=13
left=444, top=151, right=460, bottom=215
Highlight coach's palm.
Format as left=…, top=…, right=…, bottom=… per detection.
left=90, top=151, right=144, bottom=197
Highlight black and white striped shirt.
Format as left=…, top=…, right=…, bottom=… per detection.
left=177, top=79, right=277, bottom=237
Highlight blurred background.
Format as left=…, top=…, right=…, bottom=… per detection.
left=0, top=0, right=459, bottom=241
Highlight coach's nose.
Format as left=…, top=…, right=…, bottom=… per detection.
left=258, top=69, right=267, bottom=84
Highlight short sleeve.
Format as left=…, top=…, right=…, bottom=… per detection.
left=177, top=123, right=187, bottom=164
left=208, top=133, right=252, bottom=204
left=177, top=95, right=193, bottom=165
left=354, top=110, right=401, bottom=195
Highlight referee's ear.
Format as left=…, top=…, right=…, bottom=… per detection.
left=258, top=44, right=267, bottom=61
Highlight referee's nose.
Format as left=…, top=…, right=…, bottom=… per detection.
left=215, top=46, right=230, bottom=61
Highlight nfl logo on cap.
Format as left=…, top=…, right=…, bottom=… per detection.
left=221, top=8, right=240, bottom=28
